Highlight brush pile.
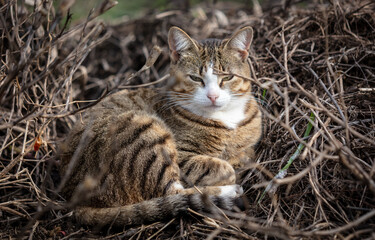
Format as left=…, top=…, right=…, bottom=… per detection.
left=1, top=0, right=374, bottom=239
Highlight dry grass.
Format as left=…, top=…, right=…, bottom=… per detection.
left=1, top=0, right=374, bottom=239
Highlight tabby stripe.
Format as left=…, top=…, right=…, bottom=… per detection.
left=187, top=194, right=201, bottom=211
left=195, top=168, right=210, bottom=185
left=168, top=152, right=177, bottom=163
left=211, top=195, right=225, bottom=209
left=80, top=122, right=111, bottom=177
left=101, top=101, right=116, bottom=110
left=115, top=113, right=135, bottom=135
left=119, top=121, right=153, bottom=149
left=174, top=107, right=227, bottom=129
left=156, top=197, right=169, bottom=219
left=177, top=147, right=201, bottom=155
left=244, top=100, right=252, bottom=115
left=235, top=142, right=247, bottom=149
left=162, top=179, right=175, bottom=195
left=63, top=126, right=85, bottom=170
left=110, top=97, right=126, bottom=108
left=238, top=107, right=259, bottom=127
left=178, top=155, right=193, bottom=168
left=127, top=134, right=171, bottom=177
left=127, top=94, right=144, bottom=110
left=140, top=152, right=157, bottom=197
left=181, top=139, right=220, bottom=154
left=133, top=203, right=143, bottom=224
left=69, top=132, right=96, bottom=183
left=153, top=163, right=174, bottom=196
left=209, top=134, right=221, bottom=141
left=206, top=143, right=221, bottom=153
left=199, top=66, right=203, bottom=75
left=180, top=139, right=201, bottom=150
left=154, top=162, right=170, bottom=196
left=184, top=164, right=194, bottom=177
left=217, top=51, right=222, bottom=60
left=161, top=194, right=181, bottom=218
left=115, top=121, right=154, bottom=177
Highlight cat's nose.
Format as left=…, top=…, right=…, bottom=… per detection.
left=207, top=94, right=219, bottom=104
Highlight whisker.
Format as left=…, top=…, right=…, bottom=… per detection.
left=157, top=98, right=194, bottom=113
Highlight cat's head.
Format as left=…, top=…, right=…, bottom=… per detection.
left=167, top=26, right=253, bottom=118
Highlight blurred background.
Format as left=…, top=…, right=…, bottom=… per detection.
left=68, top=0, right=306, bottom=22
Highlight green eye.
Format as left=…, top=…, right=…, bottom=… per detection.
left=189, top=75, right=204, bottom=85
left=220, top=75, right=234, bottom=87
left=222, top=75, right=234, bottom=82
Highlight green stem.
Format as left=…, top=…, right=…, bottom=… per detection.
left=258, top=112, right=315, bottom=204
left=261, top=89, right=267, bottom=104
left=281, top=112, right=315, bottom=171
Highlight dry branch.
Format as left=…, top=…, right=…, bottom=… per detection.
left=1, top=0, right=374, bottom=239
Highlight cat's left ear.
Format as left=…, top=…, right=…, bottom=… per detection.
left=224, top=27, right=253, bottom=62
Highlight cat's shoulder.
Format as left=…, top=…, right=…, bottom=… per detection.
left=95, top=88, right=159, bottom=111
left=111, top=88, right=158, bottom=100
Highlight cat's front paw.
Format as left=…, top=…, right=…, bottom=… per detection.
left=228, top=148, right=255, bottom=170
left=218, top=184, right=243, bottom=198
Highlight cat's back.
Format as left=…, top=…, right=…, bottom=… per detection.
left=59, top=88, right=165, bottom=203
left=60, top=87, right=159, bottom=163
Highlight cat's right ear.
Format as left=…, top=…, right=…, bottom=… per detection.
left=168, top=27, right=199, bottom=62
left=223, top=26, right=253, bottom=62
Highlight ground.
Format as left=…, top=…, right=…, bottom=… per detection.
left=0, top=0, right=374, bottom=239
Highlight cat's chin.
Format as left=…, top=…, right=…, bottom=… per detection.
left=205, top=105, right=225, bottom=111
left=182, top=104, right=223, bottom=116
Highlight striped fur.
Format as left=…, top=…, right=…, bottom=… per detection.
left=59, top=26, right=262, bottom=226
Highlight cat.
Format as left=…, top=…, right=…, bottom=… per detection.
left=58, top=26, right=262, bottom=226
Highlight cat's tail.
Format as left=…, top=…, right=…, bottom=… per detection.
left=74, top=185, right=244, bottom=226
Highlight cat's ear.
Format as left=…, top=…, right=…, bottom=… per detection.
left=168, top=26, right=199, bottom=62
left=224, top=27, right=253, bottom=62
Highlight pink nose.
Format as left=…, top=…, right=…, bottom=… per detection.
left=207, top=94, right=218, bottom=104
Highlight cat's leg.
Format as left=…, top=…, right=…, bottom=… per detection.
left=105, top=110, right=239, bottom=202
left=177, top=152, right=236, bottom=186
left=227, top=147, right=255, bottom=169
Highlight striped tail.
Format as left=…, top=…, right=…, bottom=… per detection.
left=74, top=191, right=244, bottom=226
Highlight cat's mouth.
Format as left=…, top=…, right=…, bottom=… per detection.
left=205, top=104, right=224, bottom=110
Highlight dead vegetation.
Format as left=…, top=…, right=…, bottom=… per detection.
left=1, top=0, right=374, bottom=239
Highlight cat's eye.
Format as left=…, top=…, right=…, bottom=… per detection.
left=188, top=75, right=205, bottom=86
left=222, top=75, right=234, bottom=82
left=220, top=75, right=234, bottom=87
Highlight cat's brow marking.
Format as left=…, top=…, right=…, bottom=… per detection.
left=204, top=63, right=218, bottom=83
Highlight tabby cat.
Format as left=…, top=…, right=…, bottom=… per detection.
left=59, top=26, right=262, bottom=226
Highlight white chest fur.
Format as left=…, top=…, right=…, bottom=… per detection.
left=204, top=96, right=248, bottom=129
